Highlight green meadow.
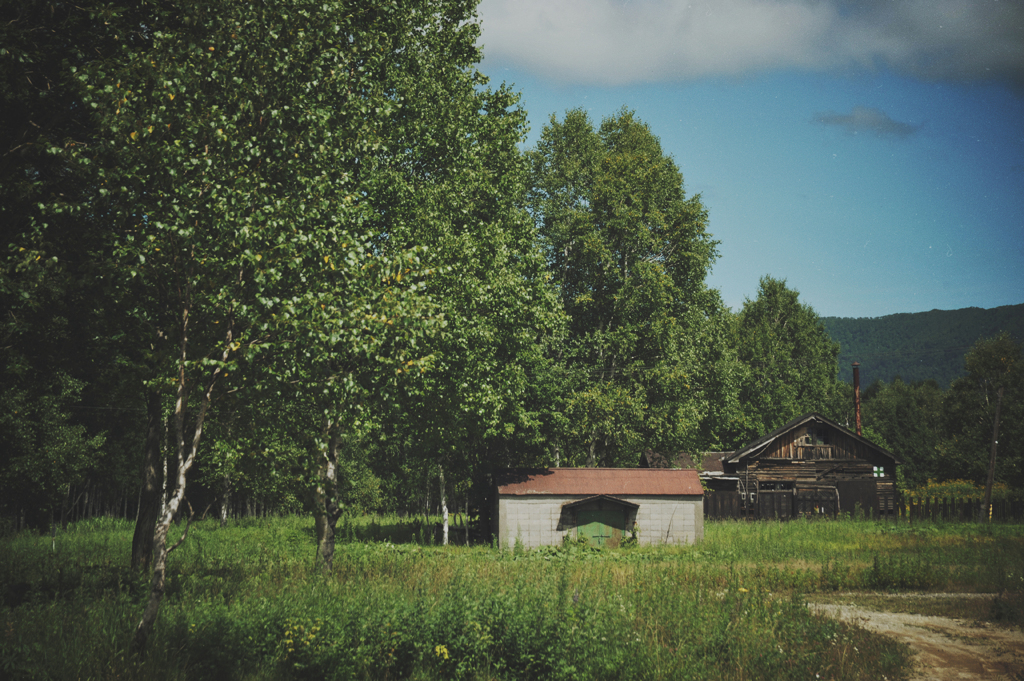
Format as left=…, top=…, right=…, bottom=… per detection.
left=3, top=516, right=1022, bottom=680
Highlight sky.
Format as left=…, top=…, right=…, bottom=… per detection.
left=473, top=0, right=1024, bottom=319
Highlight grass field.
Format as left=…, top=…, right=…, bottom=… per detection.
left=2, top=514, right=1022, bottom=680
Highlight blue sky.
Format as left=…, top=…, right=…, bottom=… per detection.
left=474, top=0, right=1024, bottom=318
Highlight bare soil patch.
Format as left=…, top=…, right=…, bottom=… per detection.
left=813, top=598, right=1024, bottom=680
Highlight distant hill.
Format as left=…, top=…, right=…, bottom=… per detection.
left=823, top=304, right=1024, bottom=388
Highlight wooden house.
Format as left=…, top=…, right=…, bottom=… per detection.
left=712, top=413, right=900, bottom=518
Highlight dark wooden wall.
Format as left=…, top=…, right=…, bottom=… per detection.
left=739, top=424, right=893, bottom=484
left=758, top=424, right=889, bottom=466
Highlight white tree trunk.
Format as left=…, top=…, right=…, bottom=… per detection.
left=440, top=466, right=448, bottom=546
left=159, top=455, right=169, bottom=519
left=220, top=474, right=231, bottom=528
left=132, top=318, right=231, bottom=654
left=312, top=417, right=342, bottom=569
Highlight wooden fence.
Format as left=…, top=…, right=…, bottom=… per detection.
left=705, top=490, right=1024, bottom=522
left=901, top=496, right=1024, bottom=523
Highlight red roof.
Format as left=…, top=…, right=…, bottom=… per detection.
left=496, top=468, right=703, bottom=497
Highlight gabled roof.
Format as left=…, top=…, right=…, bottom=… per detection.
left=725, top=412, right=900, bottom=465
left=562, top=495, right=640, bottom=510
left=699, top=452, right=733, bottom=473
left=496, top=468, right=704, bottom=497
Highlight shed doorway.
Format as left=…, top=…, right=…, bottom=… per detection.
left=577, top=509, right=625, bottom=547
left=563, top=495, right=639, bottom=548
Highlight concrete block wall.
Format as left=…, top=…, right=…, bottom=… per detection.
left=497, top=496, right=567, bottom=548
left=619, top=495, right=703, bottom=546
left=497, top=495, right=703, bottom=549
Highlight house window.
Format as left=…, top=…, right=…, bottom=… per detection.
left=758, top=481, right=794, bottom=491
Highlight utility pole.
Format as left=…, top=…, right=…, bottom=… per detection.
left=980, top=386, right=1004, bottom=522
left=852, top=362, right=862, bottom=436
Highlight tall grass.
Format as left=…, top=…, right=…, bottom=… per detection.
left=5, top=514, right=1020, bottom=680
left=695, top=517, right=1024, bottom=593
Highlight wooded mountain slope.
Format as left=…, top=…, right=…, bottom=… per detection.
left=824, top=304, right=1024, bottom=387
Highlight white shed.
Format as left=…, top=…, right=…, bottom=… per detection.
left=494, top=468, right=704, bottom=549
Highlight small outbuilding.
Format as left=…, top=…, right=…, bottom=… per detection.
left=494, top=468, right=704, bottom=549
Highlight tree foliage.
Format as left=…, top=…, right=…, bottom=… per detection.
left=939, top=332, right=1023, bottom=488
left=353, top=10, right=563, bottom=533
left=7, top=0, right=469, bottom=646
left=1, top=0, right=156, bottom=529
left=527, top=108, right=738, bottom=466
left=731, top=276, right=841, bottom=447
left=824, top=303, right=1024, bottom=388
left=0, top=362, right=106, bottom=522
left=860, top=378, right=944, bottom=488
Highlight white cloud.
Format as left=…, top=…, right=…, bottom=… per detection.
left=476, top=0, right=1024, bottom=88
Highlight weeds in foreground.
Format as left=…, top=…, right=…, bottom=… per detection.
left=4, top=515, right=1021, bottom=680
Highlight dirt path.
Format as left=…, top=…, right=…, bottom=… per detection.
left=813, top=600, right=1024, bottom=680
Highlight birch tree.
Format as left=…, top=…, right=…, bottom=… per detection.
left=731, top=276, right=841, bottom=446
left=527, top=108, right=738, bottom=465
left=359, top=2, right=562, bottom=538
left=38, top=0, right=439, bottom=650
left=940, top=332, right=1023, bottom=490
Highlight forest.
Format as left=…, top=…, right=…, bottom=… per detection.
left=3, top=0, right=1022, bottom=528
left=2, top=0, right=1022, bottom=649
left=824, top=303, right=1024, bottom=387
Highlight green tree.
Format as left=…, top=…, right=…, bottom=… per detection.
left=0, top=361, right=106, bottom=525
left=939, top=332, right=1023, bottom=489
left=28, top=0, right=440, bottom=649
left=268, top=243, right=435, bottom=566
left=1, top=0, right=155, bottom=533
left=731, top=276, right=841, bottom=446
left=527, top=108, right=738, bottom=466
left=860, top=378, right=944, bottom=487
left=346, top=5, right=563, bottom=538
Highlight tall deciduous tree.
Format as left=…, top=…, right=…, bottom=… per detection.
left=34, top=0, right=437, bottom=650
left=1, top=0, right=156, bottom=533
left=860, top=378, right=944, bottom=487
left=349, top=2, right=563, bottom=539
left=528, top=108, right=738, bottom=466
left=731, top=276, right=841, bottom=446
left=939, top=332, right=1022, bottom=489
left=268, top=243, right=435, bottom=567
